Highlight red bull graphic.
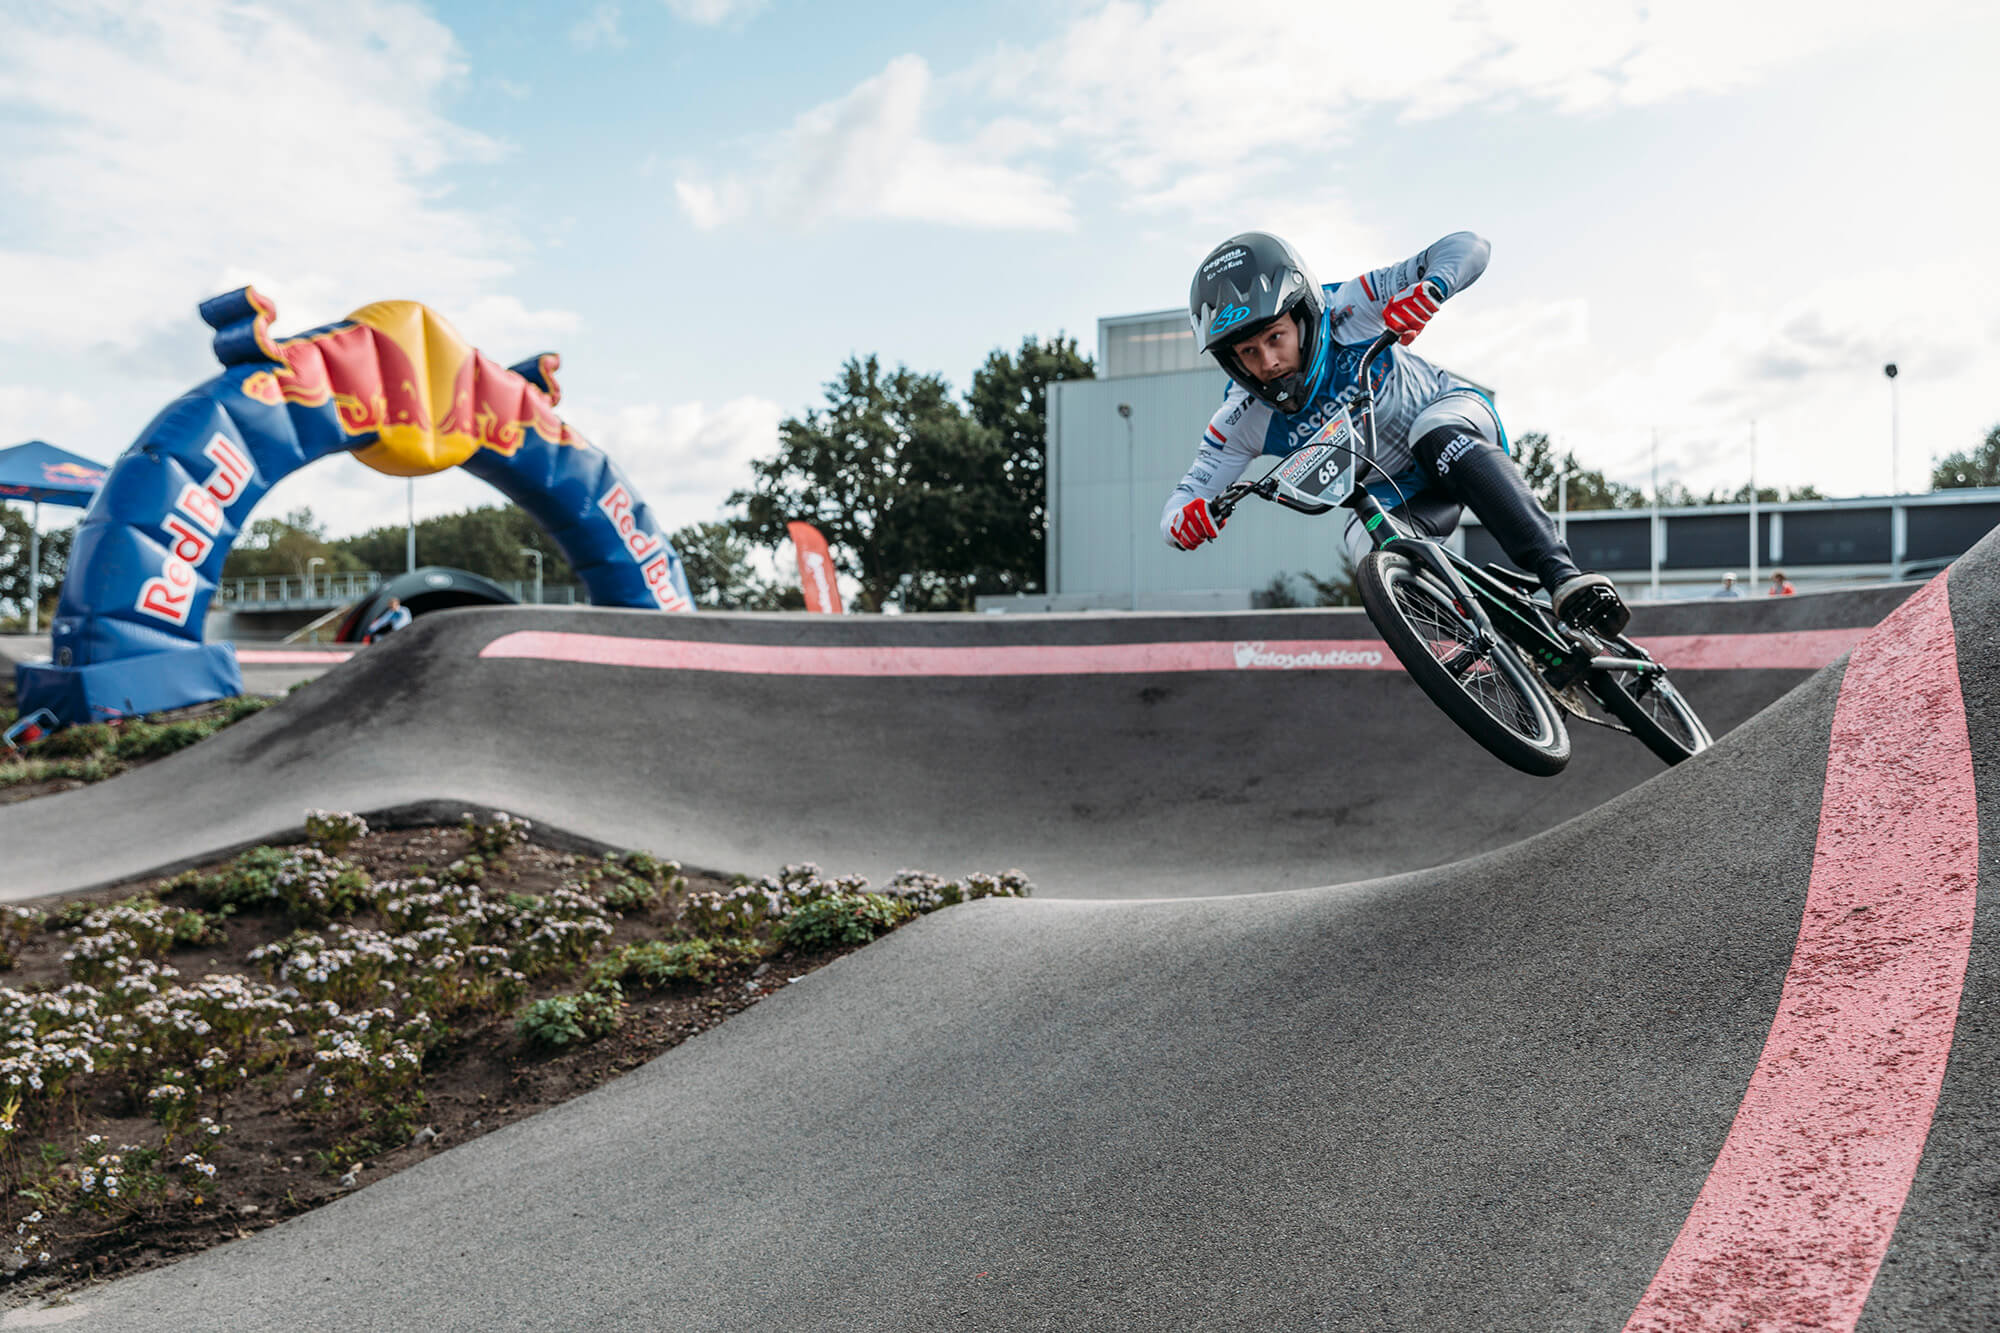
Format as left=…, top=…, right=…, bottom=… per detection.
left=786, top=521, right=843, bottom=615
left=17, top=285, right=694, bottom=730
left=42, top=461, right=106, bottom=487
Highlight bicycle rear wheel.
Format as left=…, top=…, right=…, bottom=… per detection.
left=1588, top=649, right=1713, bottom=765
left=1358, top=551, right=1570, bottom=776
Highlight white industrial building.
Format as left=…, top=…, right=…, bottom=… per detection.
left=976, top=309, right=1998, bottom=612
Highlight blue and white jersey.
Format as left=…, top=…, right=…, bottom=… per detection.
left=1161, top=231, right=1492, bottom=546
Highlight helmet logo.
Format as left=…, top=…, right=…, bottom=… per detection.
left=1210, top=304, right=1252, bottom=335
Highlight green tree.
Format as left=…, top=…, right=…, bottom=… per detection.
left=1932, top=424, right=2000, bottom=489
left=731, top=356, right=1007, bottom=612
left=221, top=508, right=361, bottom=579
left=670, top=521, right=801, bottom=610
left=333, top=505, right=577, bottom=585
left=0, top=507, right=72, bottom=627
left=965, top=333, right=1095, bottom=595
left=1515, top=432, right=1647, bottom=511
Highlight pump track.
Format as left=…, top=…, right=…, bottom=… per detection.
left=0, top=543, right=1993, bottom=1331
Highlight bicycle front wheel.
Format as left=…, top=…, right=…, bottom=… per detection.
left=1588, top=649, right=1713, bottom=765
left=1358, top=551, right=1571, bottom=776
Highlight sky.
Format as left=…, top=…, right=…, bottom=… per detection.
left=1, top=0, right=1995, bottom=551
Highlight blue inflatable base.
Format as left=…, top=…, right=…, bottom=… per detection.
left=15, top=643, right=244, bottom=729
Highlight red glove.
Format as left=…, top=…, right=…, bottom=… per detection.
left=1382, top=278, right=1444, bottom=344
left=1169, top=497, right=1224, bottom=550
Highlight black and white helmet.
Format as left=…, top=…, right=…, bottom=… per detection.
left=1188, top=231, right=1327, bottom=412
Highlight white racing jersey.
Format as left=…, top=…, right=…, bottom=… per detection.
left=1161, top=231, right=1493, bottom=545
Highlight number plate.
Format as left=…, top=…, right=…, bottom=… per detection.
left=1272, top=410, right=1356, bottom=504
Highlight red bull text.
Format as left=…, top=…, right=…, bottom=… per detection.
left=597, top=483, right=690, bottom=612
left=135, top=434, right=253, bottom=626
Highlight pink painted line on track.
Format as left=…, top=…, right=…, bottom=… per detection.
left=478, top=631, right=1401, bottom=675
left=235, top=649, right=353, bottom=664
left=477, top=628, right=1858, bottom=678
left=1623, top=573, right=1978, bottom=1331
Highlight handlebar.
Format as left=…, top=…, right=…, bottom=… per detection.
left=1209, top=329, right=1401, bottom=525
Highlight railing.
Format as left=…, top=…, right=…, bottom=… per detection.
left=218, top=571, right=384, bottom=610
left=217, top=572, right=587, bottom=610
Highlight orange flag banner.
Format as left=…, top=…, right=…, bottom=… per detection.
left=786, top=521, right=844, bottom=614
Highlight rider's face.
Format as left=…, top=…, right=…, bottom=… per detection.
left=1231, top=316, right=1301, bottom=385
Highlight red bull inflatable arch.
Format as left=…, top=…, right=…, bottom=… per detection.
left=16, top=287, right=693, bottom=727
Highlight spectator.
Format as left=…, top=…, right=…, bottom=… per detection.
left=1713, top=573, right=1742, bottom=598
left=1767, top=569, right=1795, bottom=596
left=363, top=596, right=412, bottom=643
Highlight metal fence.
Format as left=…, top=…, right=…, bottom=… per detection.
left=218, top=571, right=586, bottom=610
left=218, top=571, right=383, bottom=610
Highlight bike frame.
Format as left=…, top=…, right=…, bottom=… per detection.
left=1221, top=329, right=1666, bottom=694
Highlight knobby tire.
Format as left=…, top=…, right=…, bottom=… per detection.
left=1358, top=551, right=1570, bottom=776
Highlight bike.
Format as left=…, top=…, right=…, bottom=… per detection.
left=1210, top=330, right=1712, bottom=777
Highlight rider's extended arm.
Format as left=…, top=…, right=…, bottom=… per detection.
left=1351, top=231, right=1490, bottom=310
left=1160, top=397, right=1262, bottom=547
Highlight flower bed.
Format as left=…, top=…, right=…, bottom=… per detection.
left=0, top=812, right=1028, bottom=1296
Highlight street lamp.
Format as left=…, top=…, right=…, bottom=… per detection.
left=1883, top=362, right=1900, bottom=495
left=1118, top=403, right=1136, bottom=611
left=518, top=547, right=543, bottom=605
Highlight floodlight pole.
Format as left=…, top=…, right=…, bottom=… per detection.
left=1748, top=420, right=1759, bottom=591
left=28, top=499, right=40, bottom=636
left=519, top=547, right=543, bottom=604
left=1650, top=429, right=1661, bottom=600
left=1884, top=362, right=1900, bottom=496
left=1119, top=403, right=1136, bottom=611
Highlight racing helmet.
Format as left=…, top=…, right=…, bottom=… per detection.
left=1189, top=231, right=1328, bottom=412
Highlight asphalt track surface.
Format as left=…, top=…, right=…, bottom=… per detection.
left=0, top=583, right=1915, bottom=903
left=8, top=562, right=1996, bottom=1331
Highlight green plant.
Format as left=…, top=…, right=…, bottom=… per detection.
left=304, top=809, right=370, bottom=855
left=592, top=937, right=760, bottom=990
left=170, top=844, right=292, bottom=913
left=515, top=981, right=624, bottom=1051
left=774, top=893, right=913, bottom=951
left=111, top=719, right=209, bottom=761
left=221, top=695, right=271, bottom=725
left=32, top=723, right=110, bottom=759
left=461, top=811, right=531, bottom=858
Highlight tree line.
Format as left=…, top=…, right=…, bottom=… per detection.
left=8, top=382, right=1999, bottom=625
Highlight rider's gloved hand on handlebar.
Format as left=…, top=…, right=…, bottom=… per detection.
left=1382, top=278, right=1444, bottom=344
left=1168, top=496, right=1225, bottom=550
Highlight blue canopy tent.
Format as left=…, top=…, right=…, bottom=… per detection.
left=0, top=440, right=108, bottom=634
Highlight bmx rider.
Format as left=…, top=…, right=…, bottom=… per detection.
left=1161, top=230, right=1630, bottom=637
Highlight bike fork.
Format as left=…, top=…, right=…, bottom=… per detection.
left=1347, top=486, right=1499, bottom=644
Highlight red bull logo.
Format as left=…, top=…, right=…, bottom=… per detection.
left=41, top=461, right=106, bottom=486
left=238, top=297, right=587, bottom=478
left=134, top=434, right=253, bottom=626
left=598, top=482, right=689, bottom=612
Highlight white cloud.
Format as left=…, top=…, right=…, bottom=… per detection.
left=570, top=3, right=626, bottom=49
left=0, top=0, right=570, bottom=351
left=662, top=0, right=766, bottom=26
left=0, top=384, right=101, bottom=453
left=985, top=0, right=1958, bottom=206
left=558, top=395, right=784, bottom=532
left=1434, top=259, right=2000, bottom=499
left=674, top=55, right=1073, bottom=232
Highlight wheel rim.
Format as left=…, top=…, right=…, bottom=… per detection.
left=1619, top=673, right=1702, bottom=749
left=1388, top=569, right=1555, bottom=744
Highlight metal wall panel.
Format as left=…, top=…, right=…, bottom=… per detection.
left=1781, top=508, right=1891, bottom=565
left=1907, top=502, right=2000, bottom=560
left=1051, top=371, right=1352, bottom=605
